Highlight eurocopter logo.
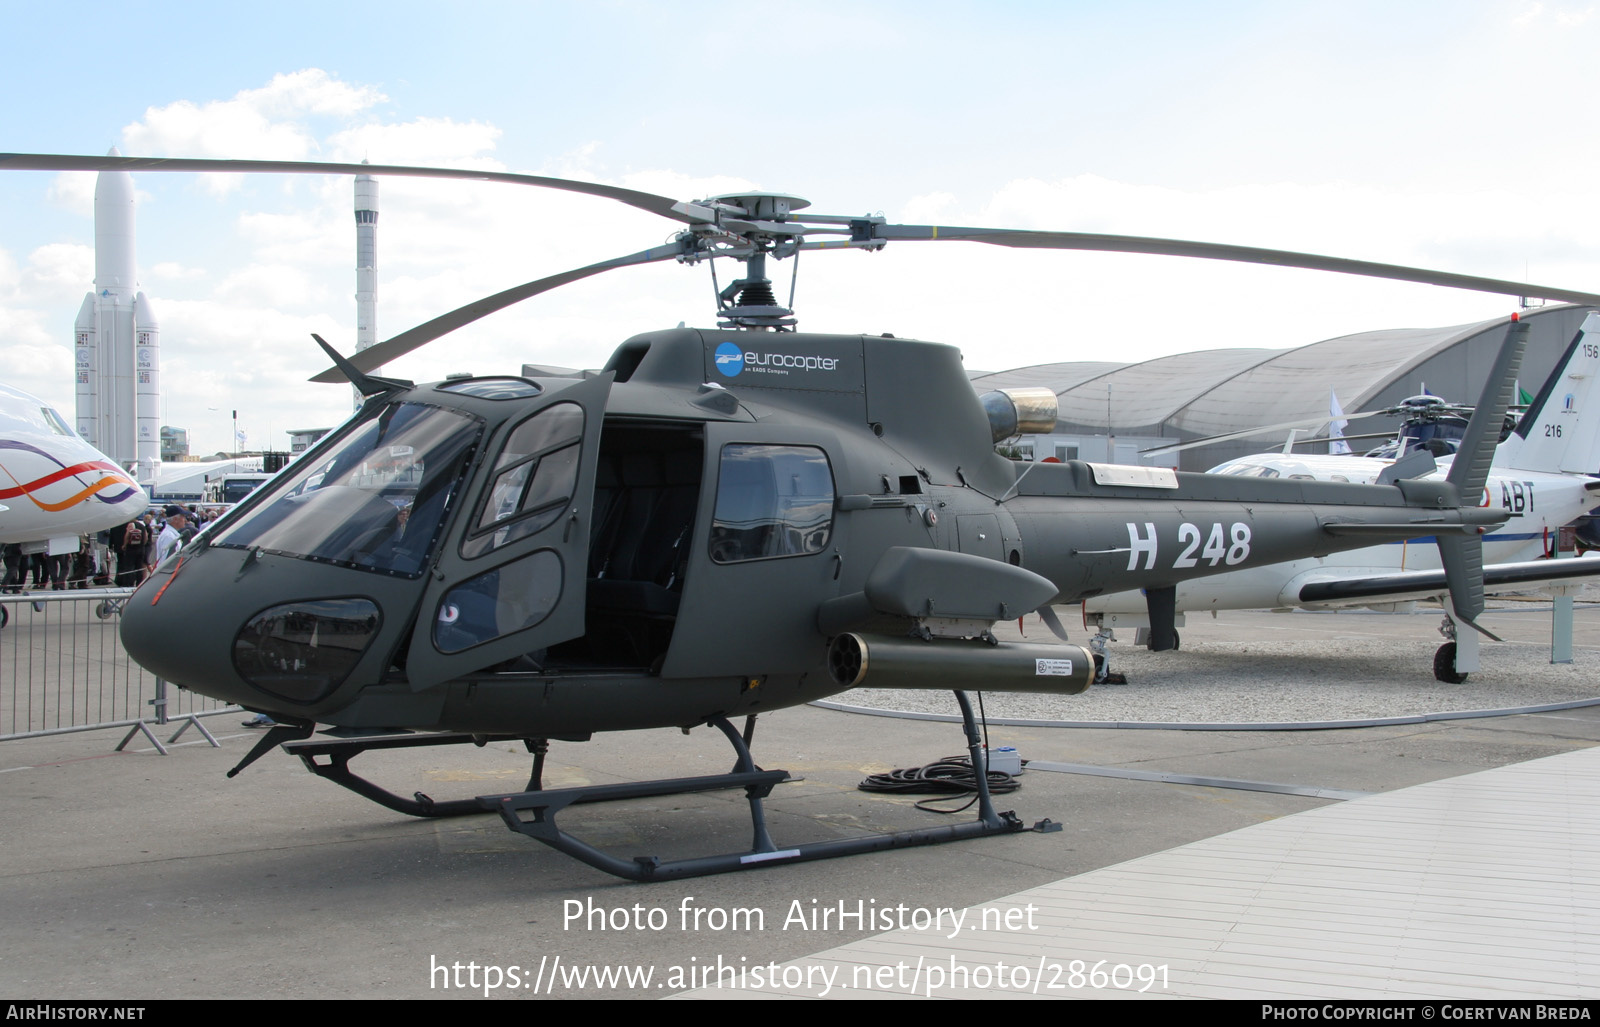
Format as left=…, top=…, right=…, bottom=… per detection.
left=713, top=343, right=840, bottom=379
left=714, top=342, right=745, bottom=377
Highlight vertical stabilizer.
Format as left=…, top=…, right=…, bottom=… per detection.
left=1500, top=310, right=1600, bottom=475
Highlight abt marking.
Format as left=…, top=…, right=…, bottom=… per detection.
left=1499, top=480, right=1534, bottom=515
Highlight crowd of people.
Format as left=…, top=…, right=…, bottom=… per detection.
left=1, top=504, right=226, bottom=593
left=4, top=502, right=275, bottom=729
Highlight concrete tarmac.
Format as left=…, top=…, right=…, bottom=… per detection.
left=3, top=606, right=1599, bottom=1000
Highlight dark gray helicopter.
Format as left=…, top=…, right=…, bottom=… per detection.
left=8, top=153, right=1597, bottom=881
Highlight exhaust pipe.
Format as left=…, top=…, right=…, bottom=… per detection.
left=980, top=387, right=1058, bottom=443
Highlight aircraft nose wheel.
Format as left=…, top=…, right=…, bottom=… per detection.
left=1088, top=629, right=1128, bottom=685
left=1433, top=642, right=1467, bottom=684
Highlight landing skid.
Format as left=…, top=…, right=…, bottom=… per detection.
left=280, top=692, right=1060, bottom=882
left=285, top=731, right=530, bottom=817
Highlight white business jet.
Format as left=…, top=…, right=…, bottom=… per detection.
left=0, top=381, right=148, bottom=551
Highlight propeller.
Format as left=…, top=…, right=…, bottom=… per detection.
left=9, top=152, right=1600, bottom=383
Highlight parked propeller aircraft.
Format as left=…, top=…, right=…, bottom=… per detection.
left=6, top=152, right=1598, bottom=880
left=1085, top=310, right=1600, bottom=681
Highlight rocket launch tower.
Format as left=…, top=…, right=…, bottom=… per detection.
left=354, top=164, right=377, bottom=409
left=73, top=148, right=160, bottom=484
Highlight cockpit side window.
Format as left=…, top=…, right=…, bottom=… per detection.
left=708, top=444, right=834, bottom=564
left=40, top=407, right=73, bottom=436
left=461, top=402, right=585, bottom=559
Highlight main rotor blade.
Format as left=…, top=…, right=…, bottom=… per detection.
left=308, top=243, right=684, bottom=383
left=872, top=225, right=1600, bottom=306
left=1140, top=407, right=1400, bottom=458
left=0, top=153, right=698, bottom=225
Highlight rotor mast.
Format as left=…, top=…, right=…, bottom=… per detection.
left=678, top=192, right=810, bottom=330
left=672, top=192, right=887, bottom=331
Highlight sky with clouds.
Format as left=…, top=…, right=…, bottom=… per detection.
left=3, top=0, right=1599, bottom=456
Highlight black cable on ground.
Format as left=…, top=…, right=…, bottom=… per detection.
left=858, top=754, right=1021, bottom=814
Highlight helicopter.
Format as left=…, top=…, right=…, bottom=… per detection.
left=7, top=152, right=1599, bottom=882
left=1136, top=386, right=1497, bottom=468
left=1354, top=394, right=1476, bottom=460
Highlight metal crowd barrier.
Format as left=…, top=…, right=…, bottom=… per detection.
left=0, top=588, right=237, bottom=753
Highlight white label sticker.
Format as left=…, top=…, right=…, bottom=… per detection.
left=1035, top=658, right=1074, bottom=676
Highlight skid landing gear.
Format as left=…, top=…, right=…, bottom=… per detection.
left=280, top=692, right=1059, bottom=882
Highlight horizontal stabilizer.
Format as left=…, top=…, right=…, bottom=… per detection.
left=1322, top=521, right=1475, bottom=537
left=1296, top=554, right=1600, bottom=606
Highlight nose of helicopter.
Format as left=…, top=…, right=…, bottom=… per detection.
left=120, top=547, right=250, bottom=704
left=118, top=396, right=484, bottom=716
left=120, top=543, right=390, bottom=715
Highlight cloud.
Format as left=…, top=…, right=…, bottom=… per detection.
left=328, top=117, right=502, bottom=166
left=899, top=191, right=958, bottom=224
left=150, top=262, right=206, bottom=281
left=121, top=69, right=389, bottom=194
left=214, top=263, right=330, bottom=309
left=0, top=245, right=94, bottom=407
left=24, top=243, right=93, bottom=293
left=237, top=68, right=387, bottom=119
left=46, top=172, right=96, bottom=216
left=1513, top=1, right=1597, bottom=26
left=0, top=342, right=71, bottom=379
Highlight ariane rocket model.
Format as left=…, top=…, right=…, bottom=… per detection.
left=73, top=147, right=160, bottom=485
